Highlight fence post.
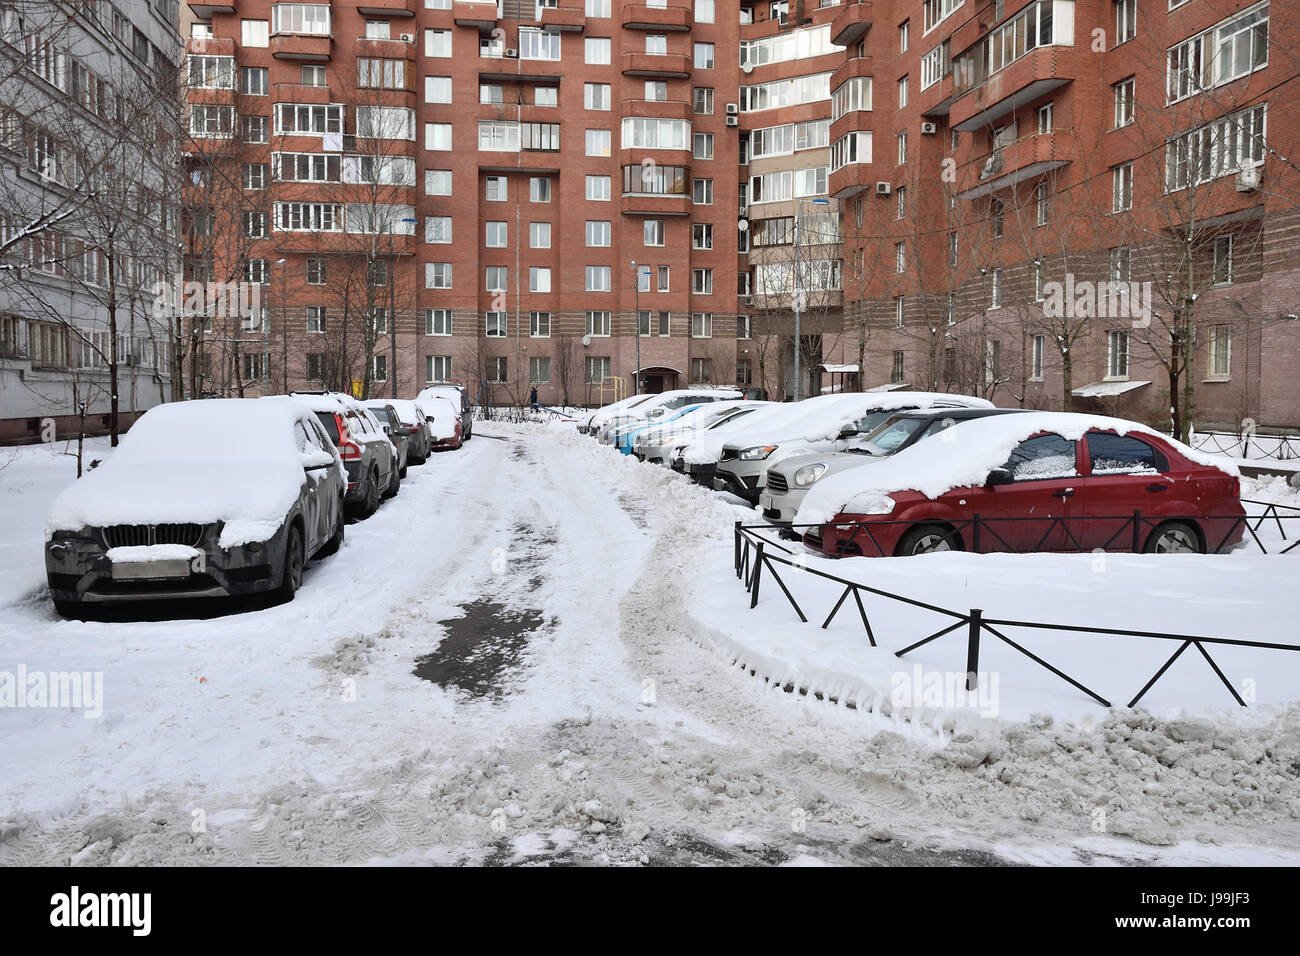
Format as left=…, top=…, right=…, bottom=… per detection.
left=972, top=514, right=981, bottom=553
left=734, top=521, right=742, bottom=575
left=965, top=608, right=983, bottom=691
left=750, top=541, right=765, bottom=609
left=1131, top=510, right=1142, bottom=553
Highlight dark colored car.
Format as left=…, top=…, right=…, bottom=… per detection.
left=364, top=401, right=412, bottom=493
left=289, top=392, right=396, bottom=517
left=44, top=399, right=346, bottom=615
left=806, top=414, right=1246, bottom=558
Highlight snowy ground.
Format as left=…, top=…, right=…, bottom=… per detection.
left=0, top=427, right=1297, bottom=866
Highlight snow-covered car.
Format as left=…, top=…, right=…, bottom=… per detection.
left=610, top=403, right=708, bottom=455
left=712, top=392, right=994, bottom=503
left=593, top=388, right=743, bottom=444
left=367, top=399, right=431, bottom=465
left=44, top=399, right=347, bottom=616
left=364, top=402, right=412, bottom=491
left=633, top=401, right=770, bottom=465
left=288, top=392, right=397, bottom=516
left=670, top=403, right=793, bottom=486
left=422, top=395, right=463, bottom=450
left=578, top=393, right=656, bottom=436
left=797, top=412, right=1246, bottom=558
left=417, top=384, right=473, bottom=441
left=760, top=407, right=1028, bottom=525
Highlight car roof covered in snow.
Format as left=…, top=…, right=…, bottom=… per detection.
left=796, top=411, right=1239, bottom=525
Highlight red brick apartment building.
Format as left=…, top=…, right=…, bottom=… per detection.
left=182, top=0, right=1299, bottom=431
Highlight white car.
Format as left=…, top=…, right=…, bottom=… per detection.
left=417, top=383, right=473, bottom=441
left=593, top=388, right=743, bottom=444
left=633, top=401, right=769, bottom=465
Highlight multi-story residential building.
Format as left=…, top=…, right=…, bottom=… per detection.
left=179, top=0, right=1297, bottom=432
left=0, top=0, right=183, bottom=443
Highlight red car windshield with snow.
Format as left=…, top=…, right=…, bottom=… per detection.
left=811, top=427, right=1245, bottom=558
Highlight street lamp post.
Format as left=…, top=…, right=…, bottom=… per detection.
left=631, top=259, right=649, bottom=396
left=388, top=217, right=419, bottom=399
left=791, top=196, right=830, bottom=402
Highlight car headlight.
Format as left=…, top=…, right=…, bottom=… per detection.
left=794, top=463, right=828, bottom=487
left=856, top=493, right=897, bottom=515
left=739, top=444, right=778, bottom=461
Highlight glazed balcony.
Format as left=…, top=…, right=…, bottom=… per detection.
left=622, top=1, right=693, bottom=32
left=831, top=1, right=874, bottom=48
left=620, top=192, right=692, bottom=217
left=621, top=51, right=691, bottom=78
left=620, top=98, right=692, bottom=121
left=830, top=56, right=873, bottom=96
left=956, top=129, right=1074, bottom=200
left=454, top=0, right=498, bottom=31
left=540, top=4, right=586, bottom=32
left=951, top=45, right=1075, bottom=132
left=355, top=36, right=418, bottom=61
left=828, top=108, right=873, bottom=143
left=271, top=33, right=332, bottom=62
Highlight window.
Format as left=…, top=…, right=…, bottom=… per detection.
left=693, top=133, right=715, bottom=160
left=1213, top=235, right=1234, bottom=284
left=585, top=83, right=611, bottom=110
left=745, top=72, right=834, bottom=113
left=990, top=268, right=1002, bottom=308
left=243, top=163, right=268, bottom=190
left=1165, top=105, right=1266, bottom=191
left=657, top=267, right=670, bottom=292
left=1034, top=261, right=1045, bottom=300
left=896, top=185, right=907, bottom=220
left=425, top=122, right=453, bottom=150
left=830, top=78, right=872, bottom=120
left=637, top=268, right=652, bottom=293
left=897, top=75, right=909, bottom=108
left=425, top=75, right=452, bottom=102
left=1208, top=325, right=1232, bottom=378
left=272, top=4, right=331, bottom=35
left=427, top=355, right=452, bottom=382
left=900, top=20, right=910, bottom=52
left=585, top=129, right=611, bottom=157
left=190, top=105, right=235, bottom=138
left=520, top=27, right=561, bottom=61
left=695, top=0, right=715, bottom=23
left=895, top=242, right=906, bottom=273
left=530, top=312, right=551, bottom=338
left=645, top=80, right=668, bottom=102
left=426, top=309, right=452, bottom=336
left=586, top=356, right=611, bottom=384
left=301, top=65, right=326, bottom=86
left=923, top=0, right=964, bottom=32
left=586, top=175, right=611, bottom=201
left=586, top=266, right=611, bottom=292
left=693, top=223, right=713, bottom=250
left=1088, top=433, right=1165, bottom=474
left=1167, top=4, right=1269, bottom=103
left=307, top=259, right=326, bottom=285
left=1114, top=0, right=1135, bottom=46
left=485, top=267, right=508, bottom=292
left=426, top=262, right=453, bottom=288
left=306, top=353, right=324, bottom=381
left=365, top=20, right=391, bottom=39
left=1035, top=182, right=1049, bottom=226
left=1031, top=335, right=1045, bottom=380
left=243, top=352, right=270, bottom=382
left=891, top=351, right=905, bottom=384
left=693, top=88, right=714, bottom=114
left=586, top=311, right=611, bottom=336
left=691, top=313, right=713, bottom=338
left=585, top=37, right=611, bottom=65
left=530, top=222, right=552, bottom=249
left=529, top=267, right=551, bottom=293
left=243, top=115, right=268, bottom=143
left=693, top=179, right=714, bottom=205
left=894, top=296, right=905, bottom=328
left=692, top=269, right=713, bottom=294
left=274, top=202, right=342, bottom=232
left=691, top=358, right=713, bottom=383
left=530, top=356, right=551, bottom=384
left=369, top=308, right=389, bottom=335
left=1110, top=246, right=1131, bottom=282
left=1001, top=434, right=1078, bottom=480
left=644, top=220, right=664, bottom=246
left=486, top=221, right=507, bottom=248
left=426, top=169, right=452, bottom=195
left=485, top=176, right=507, bottom=201
left=240, top=66, right=267, bottom=95
left=947, top=231, right=958, bottom=266
left=487, top=357, right=507, bottom=384
left=426, top=29, right=452, bottom=57
left=1107, top=330, right=1130, bottom=379
left=586, top=220, right=611, bottom=247
left=485, top=312, right=507, bottom=337
left=531, top=177, right=552, bottom=202
left=736, top=315, right=752, bottom=340
left=535, top=87, right=557, bottom=107
left=307, top=307, right=326, bottom=333
left=1113, top=77, right=1135, bottom=128
left=241, top=19, right=269, bottom=47
left=621, top=117, right=691, bottom=150
left=242, top=210, right=267, bottom=238
left=1112, top=162, right=1133, bottom=211
left=423, top=216, right=451, bottom=244
left=587, top=0, right=611, bottom=15
left=897, top=131, right=907, bottom=164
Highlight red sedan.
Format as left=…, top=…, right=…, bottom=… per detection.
left=801, top=415, right=1245, bottom=558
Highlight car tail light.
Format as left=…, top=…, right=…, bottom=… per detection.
left=338, top=417, right=363, bottom=461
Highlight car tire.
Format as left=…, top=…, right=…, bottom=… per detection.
left=1144, top=520, right=1203, bottom=554
left=317, top=502, right=345, bottom=557
left=277, top=523, right=305, bottom=603
left=363, top=468, right=381, bottom=516
left=399, top=461, right=409, bottom=479
left=897, top=524, right=963, bottom=557
left=385, top=462, right=401, bottom=499
left=52, top=598, right=83, bottom=620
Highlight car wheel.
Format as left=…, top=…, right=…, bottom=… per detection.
left=897, top=524, right=962, bottom=557
left=399, top=461, right=408, bottom=479
left=317, top=502, right=345, bottom=557
left=52, top=598, right=83, bottom=620
left=385, top=462, right=401, bottom=499
left=363, top=468, right=381, bottom=516
left=277, top=524, right=305, bottom=603
left=1144, top=521, right=1203, bottom=554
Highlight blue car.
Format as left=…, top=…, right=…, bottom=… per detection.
left=614, top=403, right=709, bottom=455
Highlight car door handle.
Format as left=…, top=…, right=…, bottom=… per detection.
left=1053, top=488, right=1075, bottom=500
left=1145, top=484, right=1168, bottom=493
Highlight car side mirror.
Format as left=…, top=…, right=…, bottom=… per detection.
left=302, top=450, right=335, bottom=471
left=382, top=424, right=391, bottom=435
left=838, top=425, right=858, bottom=439
left=986, top=467, right=1014, bottom=486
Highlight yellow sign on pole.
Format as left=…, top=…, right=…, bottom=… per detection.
left=351, top=380, right=365, bottom=399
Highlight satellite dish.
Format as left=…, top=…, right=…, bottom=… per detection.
left=742, top=61, right=754, bottom=74
left=581, top=334, right=592, bottom=347
left=737, top=218, right=749, bottom=232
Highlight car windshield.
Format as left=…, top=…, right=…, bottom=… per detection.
left=315, top=411, right=340, bottom=444
left=369, top=407, right=395, bottom=426
left=853, top=416, right=929, bottom=455
left=854, top=408, right=913, bottom=433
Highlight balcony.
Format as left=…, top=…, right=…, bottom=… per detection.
left=356, top=36, right=418, bottom=61
left=830, top=55, right=872, bottom=95
left=956, top=129, right=1074, bottom=200
left=619, top=147, right=691, bottom=169
left=622, top=1, right=693, bottom=32
left=620, top=193, right=692, bottom=217
left=269, top=81, right=333, bottom=104
left=479, top=57, right=564, bottom=84
left=828, top=162, right=876, bottom=201
left=187, top=1, right=235, bottom=18
left=454, top=0, right=498, bottom=31
left=620, top=98, right=692, bottom=121
left=830, top=1, right=874, bottom=48
left=540, top=4, right=586, bottom=32
left=271, top=33, right=332, bottom=62
left=356, top=0, right=417, bottom=16
left=951, top=45, right=1075, bottom=132
left=621, top=51, right=691, bottom=78
left=185, top=36, right=236, bottom=57
left=828, top=109, right=873, bottom=143
left=478, top=150, right=564, bottom=175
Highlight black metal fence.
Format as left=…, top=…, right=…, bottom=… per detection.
left=1190, top=429, right=1300, bottom=462
left=732, top=505, right=1300, bottom=709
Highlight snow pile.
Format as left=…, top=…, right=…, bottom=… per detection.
left=45, top=400, right=312, bottom=547
left=798, top=412, right=1239, bottom=525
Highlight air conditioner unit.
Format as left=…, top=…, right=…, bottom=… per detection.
left=875, top=182, right=892, bottom=196
left=920, top=121, right=938, bottom=135
left=399, top=33, right=414, bottom=43
left=725, top=103, right=739, bottom=115
left=505, top=48, right=518, bottom=58
left=725, top=115, right=739, bottom=127
left=1236, top=165, right=1262, bottom=192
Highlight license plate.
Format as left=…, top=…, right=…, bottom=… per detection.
left=111, top=559, right=192, bottom=581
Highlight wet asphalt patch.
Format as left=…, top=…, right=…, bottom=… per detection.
left=413, top=601, right=546, bottom=700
